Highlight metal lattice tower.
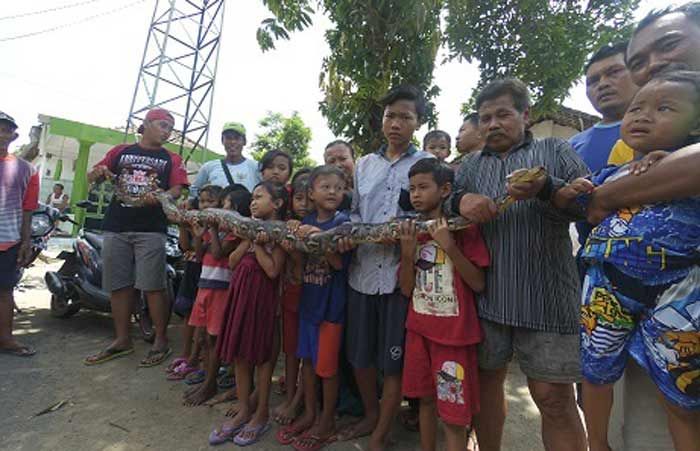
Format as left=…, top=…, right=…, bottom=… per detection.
left=126, top=0, right=226, bottom=162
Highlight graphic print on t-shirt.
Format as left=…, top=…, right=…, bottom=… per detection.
left=414, top=240, right=457, bottom=317
left=116, top=155, right=169, bottom=205
left=303, top=253, right=332, bottom=286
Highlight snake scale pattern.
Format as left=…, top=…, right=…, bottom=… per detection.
left=114, top=166, right=546, bottom=254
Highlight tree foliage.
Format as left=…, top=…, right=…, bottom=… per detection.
left=251, top=111, right=316, bottom=170
left=445, top=0, right=639, bottom=115
left=256, top=0, right=638, bottom=153
left=258, top=1, right=442, bottom=154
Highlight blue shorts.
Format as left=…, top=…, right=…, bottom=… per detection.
left=581, top=264, right=700, bottom=410
left=0, top=244, right=21, bottom=290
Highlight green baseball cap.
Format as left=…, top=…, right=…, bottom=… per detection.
left=222, top=122, right=246, bottom=137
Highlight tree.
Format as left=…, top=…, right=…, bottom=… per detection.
left=444, top=0, right=640, bottom=115
left=256, top=0, right=638, bottom=153
left=251, top=111, right=316, bottom=171
left=259, top=0, right=442, bottom=154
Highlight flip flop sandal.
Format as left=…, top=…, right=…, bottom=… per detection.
left=217, top=374, right=236, bottom=389
left=208, top=421, right=248, bottom=446
left=139, top=347, right=172, bottom=368
left=276, top=423, right=308, bottom=445
left=83, top=347, right=134, bottom=366
left=184, top=369, right=206, bottom=385
left=233, top=421, right=271, bottom=446
left=274, top=375, right=287, bottom=395
left=0, top=345, right=36, bottom=357
left=167, top=362, right=199, bottom=381
left=165, top=357, right=187, bottom=373
left=399, top=408, right=420, bottom=432
left=292, top=433, right=337, bottom=451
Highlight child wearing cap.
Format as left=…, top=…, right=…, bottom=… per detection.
left=190, top=122, right=260, bottom=195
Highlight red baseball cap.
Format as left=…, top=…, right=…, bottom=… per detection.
left=144, top=108, right=174, bottom=123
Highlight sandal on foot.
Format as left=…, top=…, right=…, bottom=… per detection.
left=274, top=375, right=287, bottom=395
left=184, top=369, right=205, bottom=385
left=292, top=433, right=337, bottom=451
left=83, top=347, right=133, bottom=366
left=165, top=357, right=187, bottom=373
left=217, top=373, right=236, bottom=389
left=0, top=344, right=36, bottom=358
left=139, top=347, right=172, bottom=368
left=167, top=362, right=199, bottom=381
left=399, top=408, right=420, bottom=432
left=233, top=421, right=271, bottom=446
left=276, top=423, right=308, bottom=445
left=208, top=422, right=247, bottom=446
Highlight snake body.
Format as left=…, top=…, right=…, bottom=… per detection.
left=114, top=166, right=546, bottom=254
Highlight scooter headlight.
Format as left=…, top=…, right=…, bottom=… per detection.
left=31, top=212, right=52, bottom=238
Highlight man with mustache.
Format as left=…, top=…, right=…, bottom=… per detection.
left=452, top=78, right=589, bottom=451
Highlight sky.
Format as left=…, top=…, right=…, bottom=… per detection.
left=1, top=0, right=666, bottom=164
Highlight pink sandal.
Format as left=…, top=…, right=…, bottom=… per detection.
left=165, top=357, right=187, bottom=373
left=167, top=362, right=199, bottom=380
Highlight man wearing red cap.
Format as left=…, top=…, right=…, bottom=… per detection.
left=84, top=108, right=188, bottom=367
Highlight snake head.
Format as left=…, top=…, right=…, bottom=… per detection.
left=506, top=166, right=547, bottom=184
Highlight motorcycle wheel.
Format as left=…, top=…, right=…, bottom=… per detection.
left=137, top=278, right=174, bottom=343
left=50, top=294, right=80, bottom=318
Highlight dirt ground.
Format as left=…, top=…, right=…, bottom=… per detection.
left=1, top=255, right=545, bottom=451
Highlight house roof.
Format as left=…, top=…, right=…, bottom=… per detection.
left=531, top=106, right=600, bottom=132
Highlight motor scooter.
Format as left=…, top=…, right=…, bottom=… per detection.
left=44, top=200, right=182, bottom=342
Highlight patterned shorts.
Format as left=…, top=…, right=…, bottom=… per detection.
left=580, top=264, right=700, bottom=410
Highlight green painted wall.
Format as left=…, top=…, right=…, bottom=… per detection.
left=44, top=116, right=221, bottom=235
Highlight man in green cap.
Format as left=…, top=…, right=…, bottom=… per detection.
left=190, top=122, right=260, bottom=196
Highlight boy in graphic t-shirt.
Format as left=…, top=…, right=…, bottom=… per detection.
left=84, top=108, right=188, bottom=368
left=399, top=158, right=489, bottom=451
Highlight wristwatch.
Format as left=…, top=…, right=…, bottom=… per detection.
left=536, top=175, right=566, bottom=202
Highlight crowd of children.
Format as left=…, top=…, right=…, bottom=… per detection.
left=148, top=70, right=700, bottom=450
left=156, top=85, right=491, bottom=450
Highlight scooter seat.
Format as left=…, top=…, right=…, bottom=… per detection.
left=84, top=232, right=104, bottom=251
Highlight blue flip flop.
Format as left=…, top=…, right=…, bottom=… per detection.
left=208, top=421, right=247, bottom=446
left=184, top=369, right=205, bottom=385
left=233, top=421, right=271, bottom=446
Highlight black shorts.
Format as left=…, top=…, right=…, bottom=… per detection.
left=0, top=244, right=21, bottom=290
left=173, top=261, right=202, bottom=317
left=345, top=288, right=408, bottom=376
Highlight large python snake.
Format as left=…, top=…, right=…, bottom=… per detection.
left=111, top=166, right=546, bottom=254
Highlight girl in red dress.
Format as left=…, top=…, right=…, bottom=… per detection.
left=209, top=181, right=287, bottom=446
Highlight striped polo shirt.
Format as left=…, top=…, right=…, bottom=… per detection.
left=0, top=155, right=39, bottom=250
left=198, top=232, right=237, bottom=289
left=452, top=132, right=589, bottom=334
